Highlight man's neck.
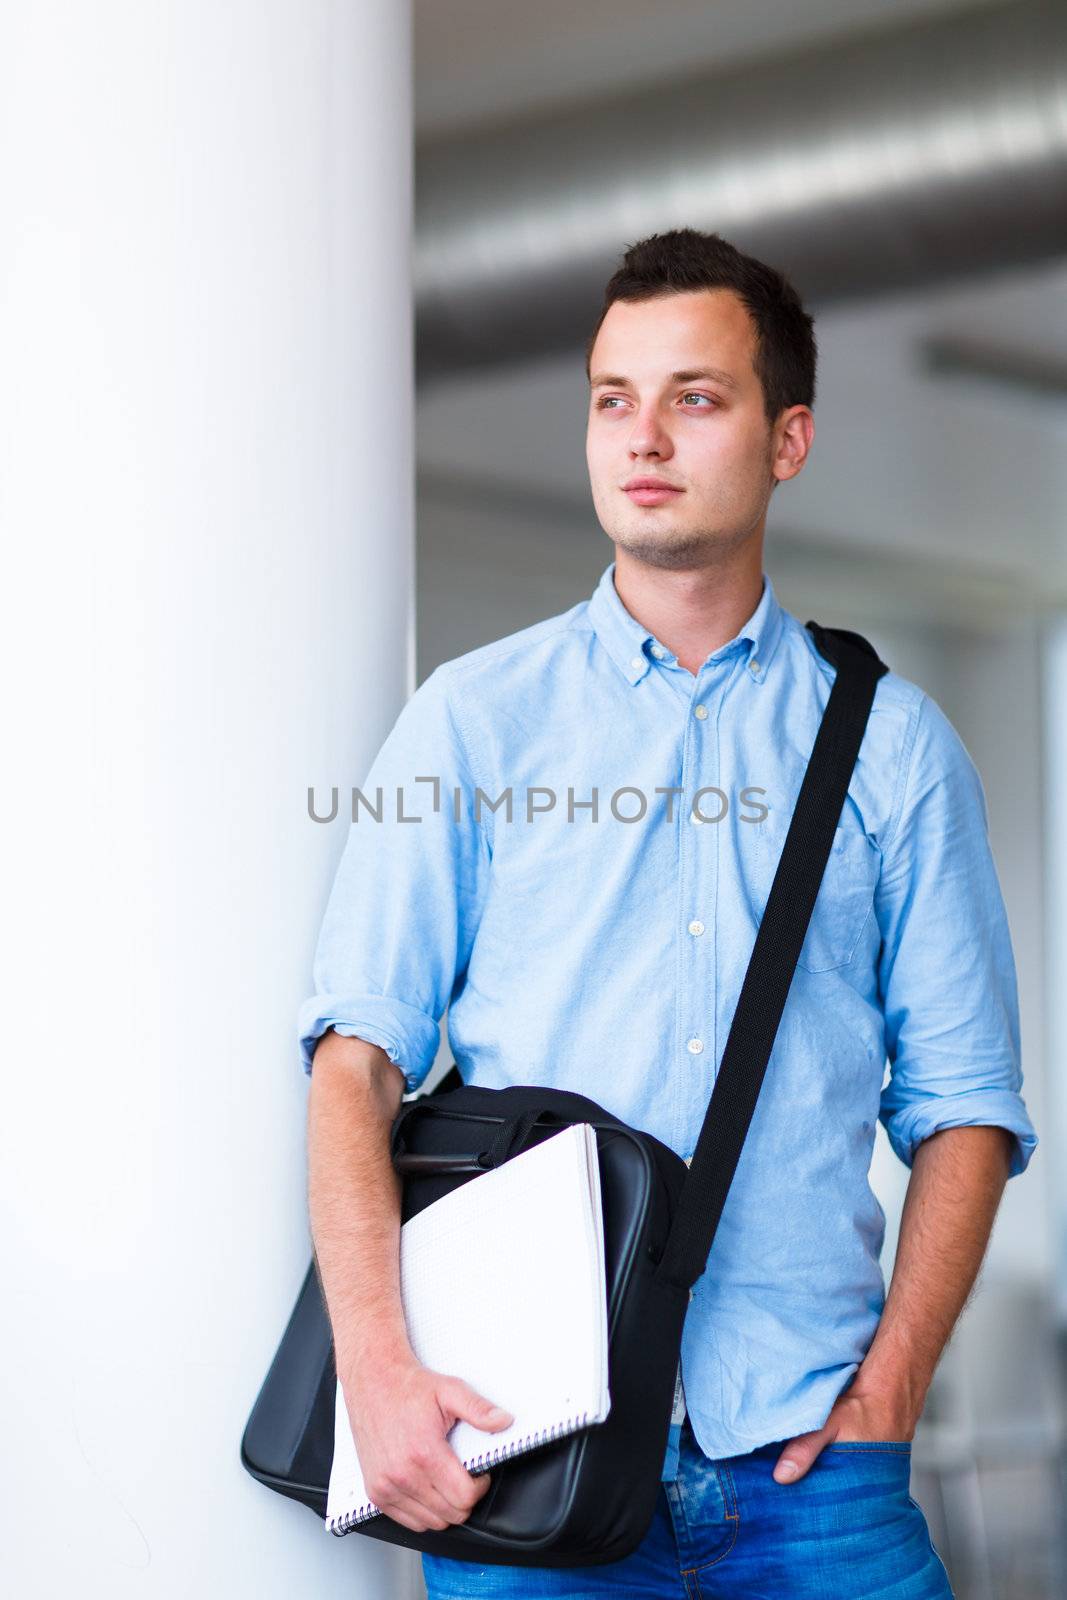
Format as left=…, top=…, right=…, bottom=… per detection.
left=612, top=546, right=766, bottom=677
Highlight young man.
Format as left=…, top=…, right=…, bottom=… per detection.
left=300, top=230, right=1037, bottom=1597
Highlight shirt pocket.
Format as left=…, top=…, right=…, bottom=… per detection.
left=754, top=818, right=880, bottom=974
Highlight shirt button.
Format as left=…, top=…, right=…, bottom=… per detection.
left=688, top=919, right=705, bottom=936
left=631, top=655, right=643, bottom=670
left=651, top=644, right=666, bottom=659
left=686, top=1037, right=704, bottom=1054
left=749, top=658, right=761, bottom=675
left=693, top=704, right=708, bottom=720
left=689, top=810, right=705, bottom=825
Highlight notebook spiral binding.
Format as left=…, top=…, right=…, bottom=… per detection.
left=326, top=1408, right=597, bottom=1537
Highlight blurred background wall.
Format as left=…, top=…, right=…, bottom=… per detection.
left=412, top=2, right=1067, bottom=1596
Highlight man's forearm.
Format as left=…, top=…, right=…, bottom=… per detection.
left=852, top=1124, right=1014, bottom=1423
left=306, top=1030, right=413, bottom=1388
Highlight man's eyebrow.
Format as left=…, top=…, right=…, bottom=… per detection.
left=589, top=366, right=740, bottom=392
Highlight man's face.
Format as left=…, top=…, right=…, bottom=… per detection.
left=585, top=288, right=793, bottom=570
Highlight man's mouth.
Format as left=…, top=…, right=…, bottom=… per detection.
left=623, top=477, right=684, bottom=506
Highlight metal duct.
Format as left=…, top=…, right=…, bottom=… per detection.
left=416, top=0, right=1067, bottom=381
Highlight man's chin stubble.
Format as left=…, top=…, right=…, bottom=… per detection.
left=608, top=522, right=750, bottom=571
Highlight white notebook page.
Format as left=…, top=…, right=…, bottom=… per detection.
left=326, top=1121, right=610, bottom=1532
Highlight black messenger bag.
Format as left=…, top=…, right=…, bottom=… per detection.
left=241, top=623, right=887, bottom=1566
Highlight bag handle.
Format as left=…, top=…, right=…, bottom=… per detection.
left=391, top=1102, right=561, bottom=1174
left=653, top=623, right=887, bottom=1291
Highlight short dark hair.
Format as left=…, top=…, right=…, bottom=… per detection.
left=585, top=228, right=817, bottom=427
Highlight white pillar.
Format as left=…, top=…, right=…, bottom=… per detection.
left=0, top=3, right=421, bottom=1595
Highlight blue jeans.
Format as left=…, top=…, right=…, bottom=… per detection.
left=421, top=1413, right=953, bottom=1598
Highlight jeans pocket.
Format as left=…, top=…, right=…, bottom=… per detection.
left=823, top=1440, right=912, bottom=1453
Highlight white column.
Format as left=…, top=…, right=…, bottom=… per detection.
left=0, top=3, right=421, bottom=1596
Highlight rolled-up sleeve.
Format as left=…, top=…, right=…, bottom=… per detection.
left=874, top=691, right=1038, bottom=1178
left=297, top=664, right=491, bottom=1093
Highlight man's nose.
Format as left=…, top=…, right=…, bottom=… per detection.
left=629, top=409, right=673, bottom=458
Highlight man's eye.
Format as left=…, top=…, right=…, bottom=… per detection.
left=594, top=393, right=715, bottom=410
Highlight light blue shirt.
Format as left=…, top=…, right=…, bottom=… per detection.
left=298, top=560, right=1037, bottom=1463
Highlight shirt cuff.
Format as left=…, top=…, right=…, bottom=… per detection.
left=879, top=1086, right=1039, bottom=1178
left=297, top=992, right=442, bottom=1092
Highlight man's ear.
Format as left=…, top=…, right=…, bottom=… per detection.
left=773, top=405, right=814, bottom=485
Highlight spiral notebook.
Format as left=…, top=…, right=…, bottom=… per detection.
left=325, top=1120, right=611, bottom=1534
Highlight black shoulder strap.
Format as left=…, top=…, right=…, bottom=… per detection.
left=653, top=623, right=888, bottom=1291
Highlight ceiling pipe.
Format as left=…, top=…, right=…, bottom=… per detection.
left=416, top=0, right=1067, bottom=382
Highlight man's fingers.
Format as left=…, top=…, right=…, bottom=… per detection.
left=381, top=1490, right=452, bottom=1533
left=423, top=1440, right=492, bottom=1521
left=379, top=1442, right=491, bottom=1531
left=379, top=1474, right=468, bottom=1531
left=772, top=1428, right=831, bottom=1484
left=437, top=1374, right=514, bottom=1433
left=437, top=1449, right=493, bottom=1515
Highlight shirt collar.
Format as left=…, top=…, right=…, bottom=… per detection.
left=585, top=559, right=785, bottom=686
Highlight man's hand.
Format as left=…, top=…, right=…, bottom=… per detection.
left=772, top=1125, right=1014, bottom=1486
left=772, top=1376, right=918, bottom=1484
left=342, top=1352, right=514, bottom=1532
